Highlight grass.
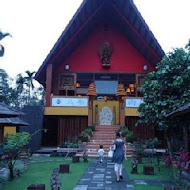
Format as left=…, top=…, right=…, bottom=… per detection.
left=124, top=157, right=176, bottom=189
left=134, top=185, right=164, bottom=190
left=2, top=156, right=178, bottom=190
left=2, top=156, right=89, bottom=190
left=124, top=157, right=175, bottom=180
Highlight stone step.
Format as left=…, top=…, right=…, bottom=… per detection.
left=92, top=132, right=116, bottom=135
left=92, top=134, right=116, bottom=136
left=94, top=130, right=117, bottom=132
left=91, top=137, right=115, bottom=140
left=76, top=125, right=134, bottom=157
left=87, top=142, right=113, bottom=145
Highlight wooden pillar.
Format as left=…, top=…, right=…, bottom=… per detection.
left=188, top=122, right=190, bottom=153
left=88, top=99, right=93, bottom=126
left=119, top=99, right=125, bottom=126
left=120, top=109, right=125, bottom=126
left=183, top=121, right=189, bottom=153
left=45, top=63, right=53, bottom=107
left=0, top=126, right=4, bottom=143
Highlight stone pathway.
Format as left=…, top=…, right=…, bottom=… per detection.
left=73, top=158, right=134, bottom=190
left=73, top=158, right=178, bottom=190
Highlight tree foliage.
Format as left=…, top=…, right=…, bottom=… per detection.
left=16, top=70, right=36, bottom=105
left=5, top=132, right=30, bottom=149
left=0, top=30, right=11, bottom=57
left=0, top=69, right=44, bottom=108
left=138, top=48, right=190, bottom=132
left=3, top=132, right=30, bottom=179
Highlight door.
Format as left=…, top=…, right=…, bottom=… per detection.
left=93, top=100, right=120, bottom=125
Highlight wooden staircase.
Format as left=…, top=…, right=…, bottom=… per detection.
left=76, top=125, right=134, bottom=157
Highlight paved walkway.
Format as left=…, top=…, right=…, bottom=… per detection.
left=73, top=158, right=178, bottom=190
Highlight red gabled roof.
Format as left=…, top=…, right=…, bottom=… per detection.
left=35, top=0, right=165, bottom=84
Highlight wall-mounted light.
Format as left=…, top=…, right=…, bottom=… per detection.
left=65, top=64, right=70, bottom=70
left=143, top=64, right=148, bottom=71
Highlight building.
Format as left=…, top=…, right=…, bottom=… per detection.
left=167, top=102, right=190, bottom=153
left=35, top=0, right=165, bottom=146
left=0, top=102, right=29, bottom=142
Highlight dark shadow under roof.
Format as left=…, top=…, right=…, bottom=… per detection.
left=167, top=102, right=190, bottom=118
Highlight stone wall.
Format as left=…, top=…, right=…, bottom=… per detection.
left=20, top=106, right=44, bottom=152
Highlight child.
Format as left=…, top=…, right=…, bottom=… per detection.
left=98, top=145, right=105, bottom=163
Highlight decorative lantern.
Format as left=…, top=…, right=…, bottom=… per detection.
left=126, top=88, right=131, bottom=93
left=116, top=84, right=127, bottom=97
left=87, top=83, right=97, bottom=97
left=76, top=82, right=80, bottom=88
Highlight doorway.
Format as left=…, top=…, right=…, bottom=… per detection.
left=93, top=100, right=120, bottom=125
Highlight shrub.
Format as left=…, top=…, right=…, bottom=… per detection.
left=88, top=125, right=95, bottom=131
left=81, top=131, right=89, bottom=142
left=59, top=141, right=78, bottom=148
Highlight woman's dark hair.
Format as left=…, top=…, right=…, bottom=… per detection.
left=116, top=132, right=121, bottom=138
left=100, top=145, right=103, bottom=149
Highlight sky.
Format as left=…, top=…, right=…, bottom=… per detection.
left=0, top=0, right=190, bottom=79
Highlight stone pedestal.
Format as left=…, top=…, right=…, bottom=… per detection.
left=72, top=156, right=80, bottom=163
left=143, top=165, right=154, bottom=175
left=59, top=164, right=70, bottom=173
left=27, top=184, right=45, bottom=190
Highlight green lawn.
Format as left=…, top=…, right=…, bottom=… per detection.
left=134, top=185, right=164, bottom=190
left=124, top=157, right=175, bottom=190
left=2, top=156, right=89, bottom=190
left=124, top=157, right=175, bottom=180
left=2, top=157, right=177, bottom=190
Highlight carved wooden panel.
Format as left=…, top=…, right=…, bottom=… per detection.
left=59, top=74, right=76, bottom=90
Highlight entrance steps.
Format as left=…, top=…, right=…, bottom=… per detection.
left=76, top=125, right=134, bottom=157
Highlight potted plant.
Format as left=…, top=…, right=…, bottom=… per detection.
left=81, top=131, right=89, bottom=142
left=85, top=128, right=93, bottom=137
left=88, top=125, right=95, bottom=131
left=125, top=131, right=134, bottom=143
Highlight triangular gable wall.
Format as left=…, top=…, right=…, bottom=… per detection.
left=58, top=23, right=154, bottom=73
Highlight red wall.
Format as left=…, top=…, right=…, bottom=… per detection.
left=58, top=24, right=155, bottom=73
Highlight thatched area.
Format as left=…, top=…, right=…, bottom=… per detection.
left=0, top=117, right=29, bottom=126
left=0, top=102, right=24, bottom=118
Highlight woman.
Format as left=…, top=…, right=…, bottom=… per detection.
left=112, top=132, right=127, bottom=182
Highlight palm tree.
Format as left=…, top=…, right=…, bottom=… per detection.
left=16, top=71, right=36, bottom=105
left=24, top=70, right=36, bottom=104
left=0, top=30, right=11, bottom=57
left=16, top=74, right=25, bottom=93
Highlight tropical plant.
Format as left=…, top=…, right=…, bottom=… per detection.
left=120, top=126, right=134, bottom=142
left=85, top=128, right=92, bottom=137
left=137, top=47, right=190, bottom=157
left=0, top=30, right=11, bottom=57
left=59, top=141, right=78, bottom=148
left=87, top=125, right=95, bottom=131
left=0, top=69, right=15, bottom=104
left=81, top=131, right=89, bottom=142
left=3, top=132, right=30, bottom=179
left=173, top=150, right=189, bottom=175
left=24, top=70, right=36, bottom=103
left=16, top=71, right=36, bottom=104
